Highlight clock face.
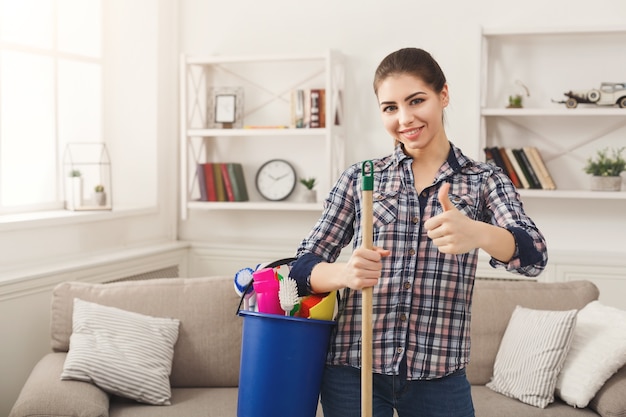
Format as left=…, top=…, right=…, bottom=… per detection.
left=255, top=159, right=297, bottom=201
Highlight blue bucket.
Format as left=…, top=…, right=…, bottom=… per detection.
left=237, top=310, right=334, bottom=417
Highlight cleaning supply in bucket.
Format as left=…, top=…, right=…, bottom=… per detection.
left=252, top=267, right=283, bottom=315
left=278, top=275, right=300, bottom=316
left=234, top=267, right=256, bottom=311
left=308, top=290, right=336, bottom=320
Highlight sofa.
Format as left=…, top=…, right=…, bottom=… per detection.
left=9, top=276, right=626, bottom=417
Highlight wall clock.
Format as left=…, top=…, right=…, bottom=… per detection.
left=255, top=159, right=297, bottom=201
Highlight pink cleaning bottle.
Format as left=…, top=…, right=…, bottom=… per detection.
left=252, top=267, right=284, bottom=315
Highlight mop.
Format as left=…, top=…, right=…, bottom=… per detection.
left=361, top=160, right=374, bottom=417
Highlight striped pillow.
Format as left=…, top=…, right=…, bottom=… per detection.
left=486, top=305, right=577, bottom=408
left=61, top=298, right=180, bottom=405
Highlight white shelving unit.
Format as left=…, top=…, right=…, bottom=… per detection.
left=179, top=50, right=345, bottom=219
left=479, top=26, right=626, bottom=199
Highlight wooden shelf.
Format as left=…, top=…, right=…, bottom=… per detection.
left=186, top=128, right=327, bottom=137
left=481, top=108, right=626, bottom=117
left=518, top=189, right=626, bottom=200
left=187, top=201, right=323, bottom=211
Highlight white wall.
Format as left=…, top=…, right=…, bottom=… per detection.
left=178, top=0, right=626, bottom=259
left=0, top=1, right=179, bottom=414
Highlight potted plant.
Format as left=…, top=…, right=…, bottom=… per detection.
left=66, top=169, right=83, bottom=210
left=299, top=177, right=317, bottom=203
left=583, top=147, right=625, bottom=191
left=93, top=184, right=106, bottom=206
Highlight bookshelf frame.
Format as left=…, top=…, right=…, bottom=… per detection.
left=479, top=26, right=626, bottom=200
left=179, top=50, right=345, bottom=219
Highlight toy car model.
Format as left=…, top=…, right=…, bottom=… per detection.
left=553, top=82, right=626, bottom=108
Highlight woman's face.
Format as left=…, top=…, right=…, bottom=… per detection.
left=376, top=73, right=448, bottom=155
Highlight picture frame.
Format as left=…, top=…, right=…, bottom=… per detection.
left=207, top=86, right=244, bottom=128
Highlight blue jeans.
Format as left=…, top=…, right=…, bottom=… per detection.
left=320, top=365, right=475, bottom=417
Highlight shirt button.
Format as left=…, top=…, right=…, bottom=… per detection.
left=403, top=282, right=411, bottom=290
left=408, top=248, right=416, bottom=256
left=400, top=313, right=407, bottom=321
left=411, top=216, right=419, bottom=224
left=397, top=347, right=404, bottom=354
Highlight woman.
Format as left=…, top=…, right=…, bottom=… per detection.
left=289, top=47, right=547, bottom=417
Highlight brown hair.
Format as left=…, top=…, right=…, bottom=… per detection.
left=373, top=48, right=447, bottom=95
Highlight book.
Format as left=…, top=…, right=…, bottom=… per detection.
left=487, top=146, right=512, bottom=178
left=334, top=90, right=343, bottom=126
left=318, top=89, right=326, bottom=128
left=220, top=163, right=236, bottom=202
left=197, top=164, right=208, bottom=201
left=309, top=89, right=322, bottom=128
left=498, top=147, right=523, bottom=189
left=212, top=163, right=227, bottom=201
left=512, top=149, right=541, bottom=189
left=484, top=147, right=497, bottom=166
left=203, top=163, right=217, bottom=201
left=504, top=148, right=530, bottom=189
left=291, top=89, right=305, bottom=128
left=227, top=163, right=249, bottom=201
left=524, top=147, right=557, bottom=190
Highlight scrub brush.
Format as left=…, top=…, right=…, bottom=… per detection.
left=278, top=276, right=300, bottom=316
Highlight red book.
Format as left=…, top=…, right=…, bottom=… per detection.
left=498, top=147, right=523, bottom=189
left=203, top=163, right=217, bottom=201
left=220, top=163, right=235, bottom=201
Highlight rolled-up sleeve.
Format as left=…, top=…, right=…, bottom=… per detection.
left=484, top=171, right=548, bottom=277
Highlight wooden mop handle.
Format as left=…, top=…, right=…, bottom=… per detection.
left=361, top=160, right=374, bottom=417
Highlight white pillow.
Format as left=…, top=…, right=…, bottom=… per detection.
left=61, top=298, right=180, bottom=405
left=556, top=301, right=626, bottom=408
left=486, top=306, right=577, bottom=408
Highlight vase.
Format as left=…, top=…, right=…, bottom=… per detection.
left=590, top=176, right=622, bottom=191
left=65, top=177, right=83, bottom=210
left=302, top=189, right=317, bottom=203
left=93, top=191, right=107, bottom=206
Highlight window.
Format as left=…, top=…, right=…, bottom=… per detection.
left=0, top=0, right=102, bottom=213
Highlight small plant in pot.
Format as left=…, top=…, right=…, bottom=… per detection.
left=65, top=170, right=83, bottom=210
left=93, top=184, right=106, bottom=206
left=299, top=177, right=317, bottom=203
left=583, top=147, right=625, bottom=191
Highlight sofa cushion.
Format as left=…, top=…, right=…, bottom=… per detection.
left=472, top=386, right=600, bottom=417
left=109, top=387, right=239, bottom=417
left=9, top=352, right=109, bottom=417
left=61, top=298, right=180, bottom=405
left=467, top=279, right=599, bottom=385
left=486, top=306, right=577, bottom=408
left=589, top=364, right=626, bottom=417
left=556, top=301, right=626, bottom=408
left=51, top=276, right=243, bottom=388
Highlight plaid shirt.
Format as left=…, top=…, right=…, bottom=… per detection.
left=291, top=143, right=547, bottom=380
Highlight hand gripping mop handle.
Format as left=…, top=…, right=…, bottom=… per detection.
left=361, top=160, right=374, bottom=417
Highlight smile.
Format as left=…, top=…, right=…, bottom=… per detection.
left=399, top=127, right=423, bottom=139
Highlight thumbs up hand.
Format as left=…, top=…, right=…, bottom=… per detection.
left=424, top=182, right=478, bottom=254
left=438, top=182, right=455, bottom=212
